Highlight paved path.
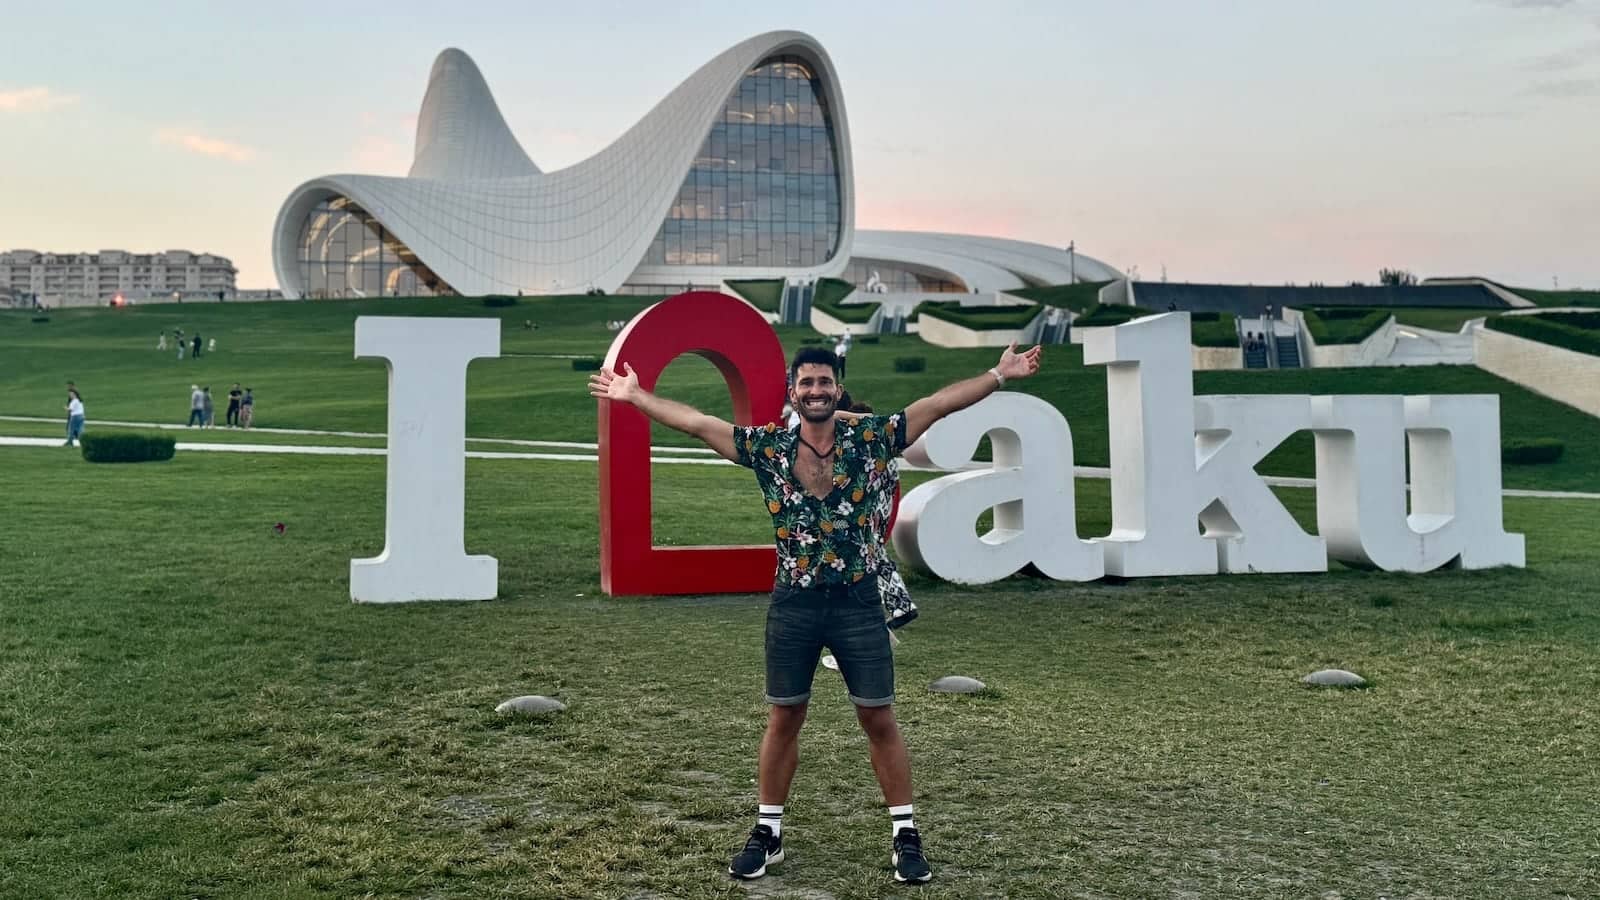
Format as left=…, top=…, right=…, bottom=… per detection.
left=6, top=426, right=1596, bottom=500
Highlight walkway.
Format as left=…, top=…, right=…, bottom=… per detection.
left=5, top=417, right=1594, bottom=500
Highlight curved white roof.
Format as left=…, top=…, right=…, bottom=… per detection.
left=272, top=31, right=1117, bottom=299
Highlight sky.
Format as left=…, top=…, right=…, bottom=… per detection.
left=1, top=0, right=1597, bottom=290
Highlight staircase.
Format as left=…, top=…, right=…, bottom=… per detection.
left=1275, top=334, right=1302, bottom=369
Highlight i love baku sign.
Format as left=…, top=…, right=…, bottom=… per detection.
left=346, top=291, right=1523, bottom=603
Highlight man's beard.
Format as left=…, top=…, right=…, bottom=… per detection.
left=796, top=394, right=837, bottom=422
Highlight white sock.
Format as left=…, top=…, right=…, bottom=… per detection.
left=758, top=804, right=784, bottom=838
left=890, top=803, right=915, bottom=837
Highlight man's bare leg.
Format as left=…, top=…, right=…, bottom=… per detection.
left=855, top=704, right=912, bottom=805
left=758, top=703, right=809, bottom=803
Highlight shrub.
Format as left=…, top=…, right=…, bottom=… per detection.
left=917, top=301, right=1042, bottom=331
left=1485, top=313, right=1600, bottom=357
left=1003, top=281, right=1112, bottom=314
left=893, top=356, right=926, bottom=373
left=724, top=279, right=783, bottom=313
left=1301, top=308, right=1390, bottom=344
left=81, top=432, right=176, bottom=464
left=1502, top=438, right=1565, bottom=465
left=32, top=316, right=49, bottom=323
left=812, top=277, right=856, bottom=308
left=570, top=358, right=602, bottom=371
left=1073, top=304, right=1152, bottom=328
left=481, top=295, right=518, bottom=307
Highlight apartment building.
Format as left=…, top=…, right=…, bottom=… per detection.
left=0, top=249, right=238, bottom=304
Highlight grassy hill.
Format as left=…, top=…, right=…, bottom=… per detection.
left=2, top=296, right=1595, bottom=491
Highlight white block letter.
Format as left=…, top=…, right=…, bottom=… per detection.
left=1193, top=396, right=1328, bottom=573
left=350, top=317, right=500, bottom=602
left=1078, top=313, right=1215, bottom=576
left=1310, top=394, right=1523, bottom=572
left=893, top=393, right=1103, bottom=583
left=1403, top=395, right=1525, bottom=569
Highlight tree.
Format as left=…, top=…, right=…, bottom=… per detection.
left=1378, top=268, right=1418, bottom=287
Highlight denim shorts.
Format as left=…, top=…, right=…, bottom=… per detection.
left=765, top=580, right=894, bottom=708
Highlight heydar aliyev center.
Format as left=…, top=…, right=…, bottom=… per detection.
left=272, top=31, right=1118, bottom=299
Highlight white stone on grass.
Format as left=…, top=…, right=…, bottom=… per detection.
left=929, top=675, right=987, bottom=694
left=1302, top=669, right=1367, bottom=688
left=495, top=695, right=566, bottom=715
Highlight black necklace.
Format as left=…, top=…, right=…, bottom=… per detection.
left=795, top=433, right=836, bottom=459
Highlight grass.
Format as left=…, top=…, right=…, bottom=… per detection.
left=1002, top=281, right=1110, bottom=314
left=1486, top=311, right=1600, bottom=357
left=724, top=280, right=781, bottom=313
left=2, top=447, right=1598, bottom=898
left=915, top=301, right=1042, bottom=331
left=1511, top=287, right=1600, bottom=309
left=1299, top=307, right=1391, bottom=345
left=3, top=297, right=1598, bottom=491
left=1392, top=307, right=1498, bottom=333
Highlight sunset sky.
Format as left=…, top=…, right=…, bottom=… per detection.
left=2, top=0, right=1596, bottom=289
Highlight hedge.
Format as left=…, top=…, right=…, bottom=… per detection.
left=570, top=358, right=602, bottom=371
left=81, top=432, right=176, bottom=463
left=481, top=295, right=518, bottom=308
left=893, top=357, right=926, bottom=373
left=1073, top=304, right=1153, bottom=328
left=814, top=295, right=879, bottom=324
left=1301, top=307, right=1391, bottom=345
left=1002, top=281, right=1111, bottom=314
left=1190, top=312, right=1239, bottom=347
left=1485, top=312, right=1600, bottom=357
left=1502, top=438, right=1565, bottom=465
left=725, top=279, right=783, bottom=313
left=917, top=301, right=1042, bottom=331
left=813, top=277, right=856, bottom=308
left=1509, top=288, right=1600, bottom=309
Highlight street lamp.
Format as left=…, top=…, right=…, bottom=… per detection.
left=1066, top=240, right=1076, bottom=284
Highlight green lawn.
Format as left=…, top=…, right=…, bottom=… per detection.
left=2, top=448, right=1598, bottom=899
left=3, top=297, right=1597, bottom=492
left=1392, top=307, right=1497, bottom=333
left=1512, top=287, right=1600, bottom=308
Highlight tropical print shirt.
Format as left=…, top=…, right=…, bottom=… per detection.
left=735, top=411, right=910, bottom=588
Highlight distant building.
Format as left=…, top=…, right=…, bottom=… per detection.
left=271, top=31, right=1119, bottom=300
left=0, top=249, right=238, bottom=305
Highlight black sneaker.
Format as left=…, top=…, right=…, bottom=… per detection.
left=892, top=827, right=932, bottom=884
left=728, top=824, right=784, bottom=880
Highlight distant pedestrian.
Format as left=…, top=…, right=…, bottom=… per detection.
left=188, top=384, right=204, bottom=427
left=226, top=383, right=242, bottom=427
left=833, top=328, right=852, bottom=381
left=208, top=337, right=217, bottom=354
left=64, top=388, right=85, bottom=447
left=192, top=334, right=203, bottom=359
left=240, top=387, right=254, bottom=429
left=158, top=331, right=168, bottom=351
left=202, top=387, right=215, bottom=428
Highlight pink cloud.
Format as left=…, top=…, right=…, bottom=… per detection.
left=155, top=128, right=258, bottom=163
left=0, top=86, right=78, bottom=113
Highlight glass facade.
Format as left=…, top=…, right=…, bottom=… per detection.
left=842, top=257, right=966, bottom=294
left=295, top=197, right=454, bottom=298
left=640, top=56, right=842, bottom=269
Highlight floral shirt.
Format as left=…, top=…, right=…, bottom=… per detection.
left=735, top=411, right=910, bottom=588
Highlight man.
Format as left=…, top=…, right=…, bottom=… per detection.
left=833, top=328, right=852, bottom=381
left=187, top=385, right=204, bottom=427
left=226, top=383, right=243, bottom=428
left=588, top=341, right=1042, bottom=885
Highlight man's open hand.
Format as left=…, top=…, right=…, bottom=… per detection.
left=588, top=363, right=640, bottom=404
left=996, top=342, right=1042, bottom=381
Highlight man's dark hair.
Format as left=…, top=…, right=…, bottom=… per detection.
left=788, top=347, right=840, bottom=385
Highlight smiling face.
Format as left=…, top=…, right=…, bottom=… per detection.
left=789, top=363, right=841, bottom=423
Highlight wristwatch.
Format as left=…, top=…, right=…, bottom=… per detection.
left=989, top=367, right=1006, bottom=387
